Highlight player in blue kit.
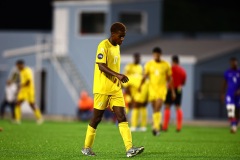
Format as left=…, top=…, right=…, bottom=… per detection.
left=222, top=57, right=240, bottom=133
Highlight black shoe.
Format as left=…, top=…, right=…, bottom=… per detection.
left=152, top=129, right=160, bottom=136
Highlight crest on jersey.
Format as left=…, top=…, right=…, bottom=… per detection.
left=98, top=53, right=103, bottom=59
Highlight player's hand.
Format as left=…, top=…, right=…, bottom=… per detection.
left=171, top=91, right=176, bottom=100
left=235, top=90, right=240, bottom=96
left=117, top=74, right=129, bottom=83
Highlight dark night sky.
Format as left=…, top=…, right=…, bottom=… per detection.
left=0, top=0, right=239, bottom=32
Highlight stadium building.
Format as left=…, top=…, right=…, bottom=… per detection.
left=0, top=0, right=240, bottom=120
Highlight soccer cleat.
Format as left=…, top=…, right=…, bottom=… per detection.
left=152, top=129, right=160, bottom=136
left=130, top=127, right=137, bottom=132
left=230, top=125, right=237, bottom=134
left=12, top=120, right=21, bottom=125
left=126, top=146, right=144, bottom=158
left=139, top=127, right=147, bottom=132
left=81, top=148, right=96, bottom=156
left=176, top=129, right=181, bottom=132
left=37, top=118, right=44, bottom=125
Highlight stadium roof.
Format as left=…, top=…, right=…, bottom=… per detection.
left=121, top=39, right=240, bottom=63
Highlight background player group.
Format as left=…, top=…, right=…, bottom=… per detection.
left=124, top=49, right=186, bottom=135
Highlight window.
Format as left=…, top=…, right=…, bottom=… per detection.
left=80, top=13, right=105, bottom=34
left=120, top=12, right=146, bottom=34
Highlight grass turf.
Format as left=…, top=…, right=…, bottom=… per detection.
left=0, top=120, right=239, bottom=160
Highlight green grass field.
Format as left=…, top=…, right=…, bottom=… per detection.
left=0, top=120, right=239, bottom=160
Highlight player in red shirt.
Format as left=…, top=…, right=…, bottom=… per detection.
left=162, top=55, right=187, bottom=132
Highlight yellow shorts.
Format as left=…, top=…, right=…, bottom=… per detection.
left=94, top=90, right=125, bottom=110
left=149, top=86, right=167, bottom=102
left=17, top=90, right=35, bottom=103
left=134, top=82, right=149, bottom=103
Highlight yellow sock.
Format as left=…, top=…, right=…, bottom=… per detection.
left=140, top=107, right=147, bottom=127
left=152, top=112, right=162, bottom=131
left=84, top=125, right=96, bottom=148
left=34, top=108, right=42, bottom=120
left=131, top=108, right=139, bottom=128
left=14, top=105, right=21, bottom=121
left=119, top=122, right=132, bottom=151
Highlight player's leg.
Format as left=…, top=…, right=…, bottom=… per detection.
left=152, top=99, right=163, bottom=136
left=139, top=102, right=148, bottom=132
left=15, top=100, right=23, bottom=123
left=163, top=89, right=172, bottom=131
left=0, top=100, right=8, bottom=118
left=162, top=104, right=171, bottom=131
left=138, top=83, right=148, bottom=132
left=84, top=108, right=105, bottom=148
left=29, top=102, right=43, bottom=122
left=111, top=90, right=144, bottom=157
left=113, top=106, right=144, bottom=157
left=130, top=101, right=140, bottom=131
left=175, top=89, right=183, bottom=132
left=82, top=94, right=107, bottom=156
left=175, top=105, right=183, bottom=132
left=10, top=102, right=15, bottom=119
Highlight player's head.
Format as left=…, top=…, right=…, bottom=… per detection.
left=230, top=57, right=238, bottom=69
left=133, top=53, right=140, bottom=64
left=172, top=55, right=179, bottom=64
left=152, top=47, right=162, bottom=62
left=16, top=60, right=25, bottom=71
left=110, top=22, right=126, bottom=46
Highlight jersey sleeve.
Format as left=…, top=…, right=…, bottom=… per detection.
left=95, top=43, right=107, bottom=64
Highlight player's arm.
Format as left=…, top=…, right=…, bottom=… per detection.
left=167, top=75, right=176, bottom=100
left=138, top=73, right=148, bottom=92
left=97, top=63, right=129, bottom=83
left=21, top=80, right=30, bottom=87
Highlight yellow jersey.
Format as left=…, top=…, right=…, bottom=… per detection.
left=20, top=67, right=34, bottom=93
left=93, top=39, right=121, bottom=95
left=144, top=60, right=171, bottom=90
left=124, top=63, right=143, bottom=77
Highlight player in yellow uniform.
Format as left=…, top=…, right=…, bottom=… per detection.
left=124, top=53, right=148, bottom=132
left=81, top=22, right=144, bottom=158
left=14, top=60, right=43, bottom=124
left=140, top=47, right=175, bottom=136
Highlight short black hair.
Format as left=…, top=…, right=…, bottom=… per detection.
left=230, top=57, right=237, bottom=61
left=110, top=22, right=126, bottom=33
left=133, top=52, right=140, bottom=57
left=172, top=55, right=179, bottom=63
left=16, top=60, right=24, bottom=65
left=152, top=47, right=162, bottom=54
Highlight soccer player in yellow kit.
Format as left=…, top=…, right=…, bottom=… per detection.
left=81, top=22, right=144, bottom=157
left=124, top=53, right=148, bottom=132
left=140, top=47, right=175, bottom=136
left=14, top=60, right=43, bottom=124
